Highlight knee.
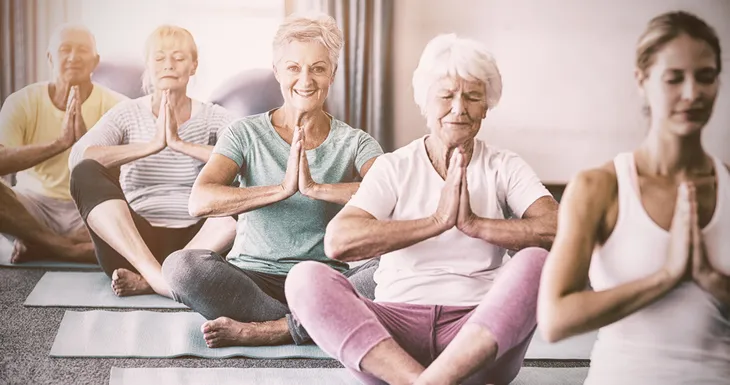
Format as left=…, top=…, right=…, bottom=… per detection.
left=69, top=159, right=104, bottom=198
left=509, top=247, right=549, bottom=280
left=161, top=249, right=211, bottom=290
left=70, top=159, right=104, bottom=184
left=285, top=261, right=337, bottom=308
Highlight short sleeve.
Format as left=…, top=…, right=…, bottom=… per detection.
left=499, top=152, right=551, bottom=218
left=354, top=131, right=384, bottom=173
left=212, top=121, right=248, bottom=168
left=0, top=92, right=29, bottom=148
left=68, top=103, right=127, bottom=169
left=347, top=155, right=398, bottom=220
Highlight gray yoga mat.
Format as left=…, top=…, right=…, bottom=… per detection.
left=51, top=310, right=331, bottom=359
left=108, top=367, right=589, bottom=385
left=52, top=309, right=596, bottom=360
left=0, top=235, right=100, bottom=270
left=24, top=272, right=186, bottom=309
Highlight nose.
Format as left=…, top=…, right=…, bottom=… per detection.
left=67, top=49, right=79, bottom=63
left=297, top=69, right=313, bottom=87
left=163, top=56, right=175, bottom=71
left=450, top=95, right=467, bottom=115
left=681, top=78, right=699, bottom=102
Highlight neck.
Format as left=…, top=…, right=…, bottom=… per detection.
left=276, top=104, right=328, bottom=134
left=151, top=88, right=190, bottom=111
left=425, top=135, right=475, bottom=176
left=50, top=78, right=93, bottom=109
left=636, top=123, right=710, bottom=179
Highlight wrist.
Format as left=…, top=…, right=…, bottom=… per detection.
left=148, top=140, right=165, bottom=154
left=460, top=215, right=481, bottom=238
left=429, top=214, right=451, bottom=233
left=53, top=137, right=74, bottom=152
left=301, top=182, right=319, bottom=198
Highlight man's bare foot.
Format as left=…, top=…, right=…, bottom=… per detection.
left=111, top=268, right=154, bottom=296
left=10, top=239, right=46, bottom=263
left=201, top=317, right=293, bottom=348
left=10, top=238, right=96, bottom=264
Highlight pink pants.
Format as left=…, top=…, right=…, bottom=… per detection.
left=285, top=247, right=548, bottom=385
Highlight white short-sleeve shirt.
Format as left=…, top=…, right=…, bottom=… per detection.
left=347, top=136, right=550, bottom=306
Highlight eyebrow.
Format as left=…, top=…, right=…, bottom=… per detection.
left=284, top=60, right=327, bottom=66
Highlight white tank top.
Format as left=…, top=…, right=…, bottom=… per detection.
left=586, top=153, right=730, bottom=385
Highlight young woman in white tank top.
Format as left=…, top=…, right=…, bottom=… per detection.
left=537, top=11, right=730, bottom=384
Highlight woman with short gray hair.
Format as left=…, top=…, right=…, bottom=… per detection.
left=285, top=34, right=558, bottom=384
left=161, top=13, right=383, bottom=348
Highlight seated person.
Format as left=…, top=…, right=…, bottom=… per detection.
left=0, top=24, right=125, bottom=264
left=285, top=34, right=559, bottom=385
left=161, top=13, right=383, bottom=348
left=538, top=11, right=730, bottom=385
left=68, top=25, right=235, bottom=297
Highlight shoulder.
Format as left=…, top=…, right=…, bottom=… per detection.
left=329, top=118, right=372, bottom=140
left=5, top=82, right=48, bottom=107
left=200, top=102, right=235, bottom=125
left=372, top=137, right=422, bottom=169
left=565, top=162, right=618, bottom=211
left=218, top=112, right=271, bottom=141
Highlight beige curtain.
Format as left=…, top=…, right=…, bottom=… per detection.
left=292, top=0, right=394, bottom=151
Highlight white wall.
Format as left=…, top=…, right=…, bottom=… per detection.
left=392, top=0, right=730, bottom=183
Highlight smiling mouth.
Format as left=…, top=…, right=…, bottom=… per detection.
left=294, top=89, right=316, bottom=97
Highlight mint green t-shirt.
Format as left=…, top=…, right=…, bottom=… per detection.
left=212, top=111, right=383, bottom=276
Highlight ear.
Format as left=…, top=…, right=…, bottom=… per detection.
left=91, top=54, right=100, bottom=72
left=634, top=68, right=647, bottom=97
left=190, top=60, right=199, bottom=76
left=47, top=51, right=53, bottom=68
left=330, top=65, right=338, bottom=85
left=272, top=63, right=280, bottom=83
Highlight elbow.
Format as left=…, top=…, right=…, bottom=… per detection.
left=187, top=188, right=210, bottom=218
left=324, top=221, right=349, bottom=261
left=537, top=301, right=569, bottom=343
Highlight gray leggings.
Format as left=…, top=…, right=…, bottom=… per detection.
left=161, top=249, right=379, bottom=345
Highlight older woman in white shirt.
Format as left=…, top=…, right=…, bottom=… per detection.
left=285, top=34, right=559, bottom=385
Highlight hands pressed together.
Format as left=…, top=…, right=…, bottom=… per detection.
left=433, top=148, right=479, bottom=237
left=665, top=181, right=722, bottom=293
left=153, top=90, right=182, bottom=152
left=59, top=85, right=87, bottom=148
left=280, top=126, right=318, bottom=198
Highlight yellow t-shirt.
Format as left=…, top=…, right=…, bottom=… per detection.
left=0, top=82, right=125, bottom=200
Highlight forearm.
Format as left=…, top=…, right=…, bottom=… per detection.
left=698, top=272, right=730, bottom=307
left=82, top=143, right=160, bottom=168
left=303, top=182, right=360, bottom=205
left=169, top=140, right=213, bottom=162
left=189, top=183, right=289, bottom=217
left=0, top=140, right=69, bottom=175
left=467, top=216, right=555, bottom=251
left=325, top=216, right=446, bottom=262
left=540, top=270, right=675, bottom=342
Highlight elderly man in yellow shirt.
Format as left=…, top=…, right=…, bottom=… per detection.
left=0, top=24, right=125, bottom=263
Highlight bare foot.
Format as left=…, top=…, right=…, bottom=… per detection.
left=10, top=239, right=46, bottom=263
left=111, top=268, right=154, bottom=296
left=10, top=238, right=95, bottom=264
left=201, top=317, right=292, bottom=348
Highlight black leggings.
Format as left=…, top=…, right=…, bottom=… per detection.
left=70, top=159, right=203, bottom=277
